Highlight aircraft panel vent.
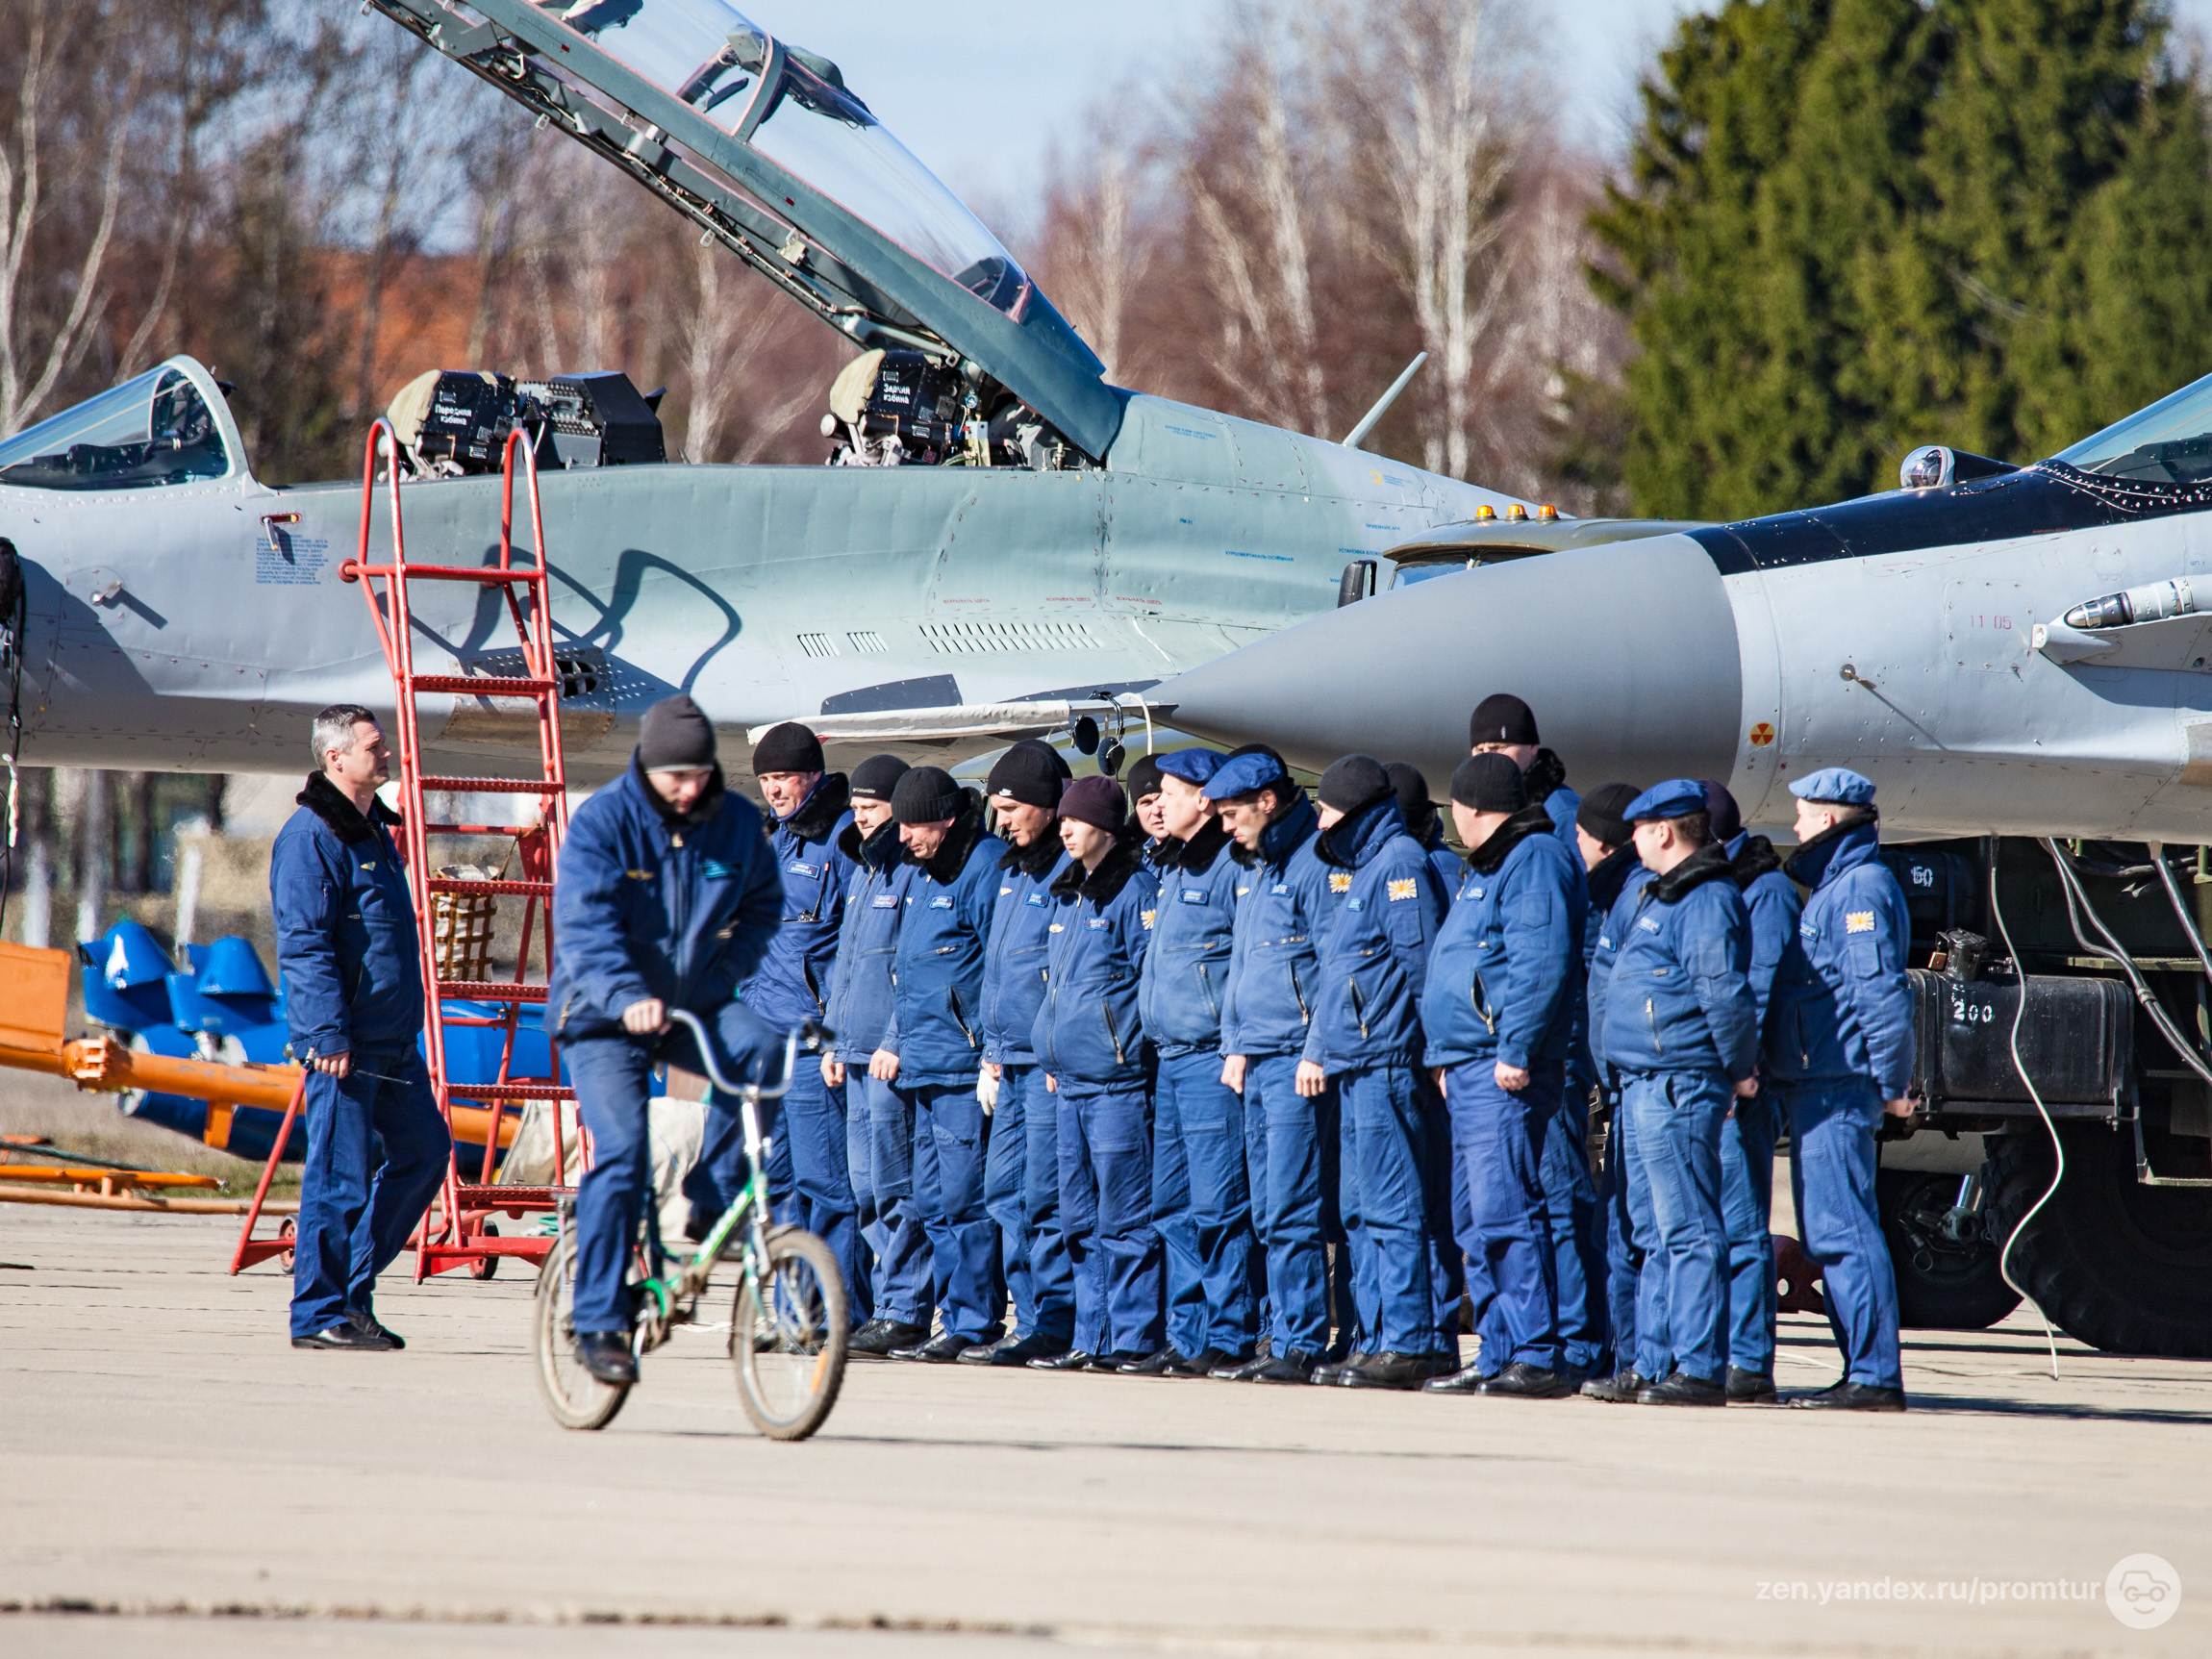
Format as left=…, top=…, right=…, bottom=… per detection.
left=919, top=621, right=1103, bottom=655
left=796, top=632, right=840, bottom=658
left=847, top=630, right=889, bottom=654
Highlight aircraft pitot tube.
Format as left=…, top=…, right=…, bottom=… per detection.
left=2064, top=578, right=2197, bottom=631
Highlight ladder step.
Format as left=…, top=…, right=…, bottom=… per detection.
left=426, top=877, right=554, bottom=896
left=349, top=562, right=545, bottom=585
left=449, top=1185, right=566, bottom=1208
left=413, top=675, right=554, bottom=695
left=437, top=981, right=548, bottom=1003
left=419, top=777, right=565, bottom=793
left=445, top=1080, right=573, bottom=1101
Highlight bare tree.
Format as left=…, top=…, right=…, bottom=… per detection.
left=72, top=767, right=104, bottom=942
left=18, top=767, right=51, bottom=947
left=1036, top=138, right=1153, bottom=386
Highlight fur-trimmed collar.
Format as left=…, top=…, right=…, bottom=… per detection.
left=840, top=817, right=904, bottom=871
left=1157, top=816, right=1232, bottom=873
left=1783, top=815, right=1880, bottom=890
left=917, top=802, right=987, bottom=885
left=1000, top=823, right=1064, bottom=879
left=1050, top=831, right=1146, bottom=907
left=1651, top=841, right=1736, bottom=904
left=1464, top=802, right=1556, bottom=878
left=1729, top=833, right=1784, bottom=889
left=781, top=773, right=850, bottom=843
left=1523, top=747, right=1568, bottom=806
left=630, top=752, right=727, bottom=828
left=297, top=771, right=401, bottom=846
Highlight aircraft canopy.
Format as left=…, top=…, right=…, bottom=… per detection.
left=2056, top=371, right=2212, bottom=485
left=0, top=361, right=239, bottom=492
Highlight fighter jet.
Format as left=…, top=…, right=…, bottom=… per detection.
left=0, top=0, right=1526, bottom=788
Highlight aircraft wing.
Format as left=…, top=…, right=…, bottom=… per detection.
left=367, top=0, right=1123, bottom=458
left=751, top=696, right=1177, bottom=749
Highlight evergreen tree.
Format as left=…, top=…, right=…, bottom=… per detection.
left=1593, top=0, right=2212, bottom=520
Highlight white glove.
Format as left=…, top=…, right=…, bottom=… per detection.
left=976, top=1064, right=999, bottom=1116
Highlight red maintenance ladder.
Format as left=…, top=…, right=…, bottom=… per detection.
left=341, top=422, right=576, bottom=1280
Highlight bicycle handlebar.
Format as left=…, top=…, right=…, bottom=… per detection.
left=662, top=1009, right=832, bottom=1102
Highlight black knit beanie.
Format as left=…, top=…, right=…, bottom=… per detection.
left=1450, top=753, right=1527, bottom=813
left=1701, top=780, right=1743, bottom=843
left=1125, top=754, right=1166, bottom=803
left=1576, top=782, right=1642, bottom=849
left=751, top=720, right=824, bottom=775
left=850, top=753, right=910, bottom=802
left=892, top=765, right=966, bottom=825
left=1386, top=762, right=1437, bottom=830
left=1470, top=693, right=1540, bottom=748
left=638, top=694, right=716, bottom=770
left=987, top=741, right=1065, bottom=809
left=1059, top=775, right=1126, bottom=834
left=1318, top=754, right=1392, bottom=816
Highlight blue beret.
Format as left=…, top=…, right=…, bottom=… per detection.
left=1788, top=767, right=1877, bottom=807
left=1155, top=746, right=1224, bottom=786
left=1204, top=750, right=1290, bottom=799
left=1623, top=778, right=1709, bottom=821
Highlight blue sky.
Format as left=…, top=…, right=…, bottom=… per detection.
left=741, top=0, right=2212, bottom=213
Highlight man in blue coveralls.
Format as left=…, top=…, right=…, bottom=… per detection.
left=1308, top=755, right=1452, bottom=1391
left=1590, top=779, right=1761, bottom=1407
left=1768, top=767, right=1914, bottom=1412
left=272, top=704, right=451, bottom=1350
left=690, top=722, right=863, bottom=1312
left=971, top=740, right=1077, bottom=1367
left=547, top=694, right=784, bottom=1385
left=874, top=766, right=1006, bottom=1363
left=1420, top=753, right=1589, bottom=1399
left=1212, top=746, right=1354, bottom=1383
left=1704, top=780, right=1803, bottom=1403
left=1133, top=745, right=1258, bottom=1377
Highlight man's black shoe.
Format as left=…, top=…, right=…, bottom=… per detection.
left=1420, top=1365, right=1493, bottom=1395
left=1726, top=1367, right=1779, bottom=1404
left=291, top=1320, right=393, bottom=1352
left=1792, top=1381, right=1907, bottom=1412
left=1028, top=1347, right=1094, bottom=1371
left=572, top=1330, right=637, bottom=1384
left=1313, top=1351, right=1368, bottom=1387
left=1339, top=1351, right=1443, bottom=1391
left=1162, top=1347, right=1235, bottom=1378
left=892, top=1331, right=970, bottom=1363
left=1581, top=1369, right=1652, bottom=1403
left=1211, top=1352, right=1274, bottom=1381
left=345, top=1310, right=404, bottom=1350
left=849, top=1319, right=928, bottom=1357
left=958, top=1333, right=1016, bottom=1365
left=1639, top=1370, right=1726, bottom=1406
left=1250, top=1351, right=1320, bottom=1385
left=1117, top=1347, right=1181, bottom=1376
left=981, top=1332, right=1069, bottom=1367
left=1479, top=1362, right=1572, bottom=1399
left=1090, top=1351, right=1143, bottom=1372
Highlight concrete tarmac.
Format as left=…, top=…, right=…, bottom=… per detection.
left=1, top=1206, right=2205, bottom=1658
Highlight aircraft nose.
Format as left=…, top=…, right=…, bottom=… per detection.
left=1163, top=533, right=1747, bottom=793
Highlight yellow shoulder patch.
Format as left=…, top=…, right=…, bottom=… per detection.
left=1329, top=872, right=1352, bottom=893
left=1387, top=877, right=1418, bottom=902
left=1048, top=923, right=1065, bottom=934
left=1846, top=910, right=1875, bottom=934
left=1141, top=909, right=1157, bottom=930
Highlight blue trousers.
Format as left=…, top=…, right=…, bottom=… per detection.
left=1058, top=1081, right=1163, bottom=1357
left=1152, top=1050, right=1261, bottom=1358
left=1779, top=1078, right=1902, bottom=1388
left=1720, top=1093, right=1779, bottom=1375
left=290, top=1045, right=450, bottom=1339
left=1543, top=1088, right=1609, bottom=1375
left=910, top=1079, right=1002, bottom=1344
left=860, top=1072, right=933, bottom=1324
left=682, top=1005, right=788, bottom=1228
left=1339, top=1062, right=1449, bottom=1357
left=569, top=1005, right=774, bottom=1336
left=778, top=1059, right=867, bottom=1323
left=984, top=1063, right=1075, bottom=1344
left=1624, top=1068, right=1731, bottom=1384
left=1446, top=1060, right=1562, bottom=1371
left=1598, top=1084, right=1650, bottom=1374
left=1244, top=1056, right=1352, bottom=1358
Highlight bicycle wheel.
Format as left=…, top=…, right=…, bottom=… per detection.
left=534, top=1229, right=631, bottom=1432
left=732, top=1226, right=848, bottom=1441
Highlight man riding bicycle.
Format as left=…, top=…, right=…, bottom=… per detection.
left=547, top=694, right=784, bottom=1384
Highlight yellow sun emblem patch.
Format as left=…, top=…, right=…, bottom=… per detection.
left=1329, top=872, right=1352, bottom=893
left=1141, top=909, right=1157, bottom=930
left=1846, top=910, right=1876, bottom=934
left=1387, top=878, right=1418, bottom=901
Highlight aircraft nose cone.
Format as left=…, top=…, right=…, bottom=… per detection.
left=1163, top=534, right=1746, bottom=794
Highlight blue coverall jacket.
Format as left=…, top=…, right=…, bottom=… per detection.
left=1767, top=822, right=1915, bottom=1096
left=1421, top=805, right=1588, bottom=1070
left=1728, top=833, right=1804, bottom=1037
left=1527, top=750, right=1581, bottom=849
left=980, top=833, right=1069, bottom=1066
left=1137, top=818, right=1241, bottom=1059
left=738, top=774, right=856, bottom=1029
left=271, top=772, right=425, bottom=1059
left=1415, top=818, right=1465, bottom=895
left=1312, top=796, right=1449, bottom=1071
left=1219, top=796, right=1340, bottom=1065
left=881, top=804, right=1005, bottom=1087
left=822, top=819, right=915, bottom=1066
left=546, top=759, right=784, bottom=1042
left=1595, top=843, right=1760, bottom=1083
left=1033, top=836, right=1161, bottom=1090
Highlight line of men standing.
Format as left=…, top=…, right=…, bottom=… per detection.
left=729, top=693, right=1916, bottom=1408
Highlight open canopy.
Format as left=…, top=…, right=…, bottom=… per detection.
left=0, top=359, right=244, bottom=492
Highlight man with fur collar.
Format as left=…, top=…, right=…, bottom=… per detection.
left=872, top=766, right=1007, bottom=1362
left=1469, top=693, right=1581, bottom=849
left=270, top=704, right=451, bottom=1351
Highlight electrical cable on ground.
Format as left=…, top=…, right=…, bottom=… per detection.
left=1984, top=839, right=2064, bottom=1380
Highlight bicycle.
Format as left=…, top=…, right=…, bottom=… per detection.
left=532, top=1012, right=849, bottom=1441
